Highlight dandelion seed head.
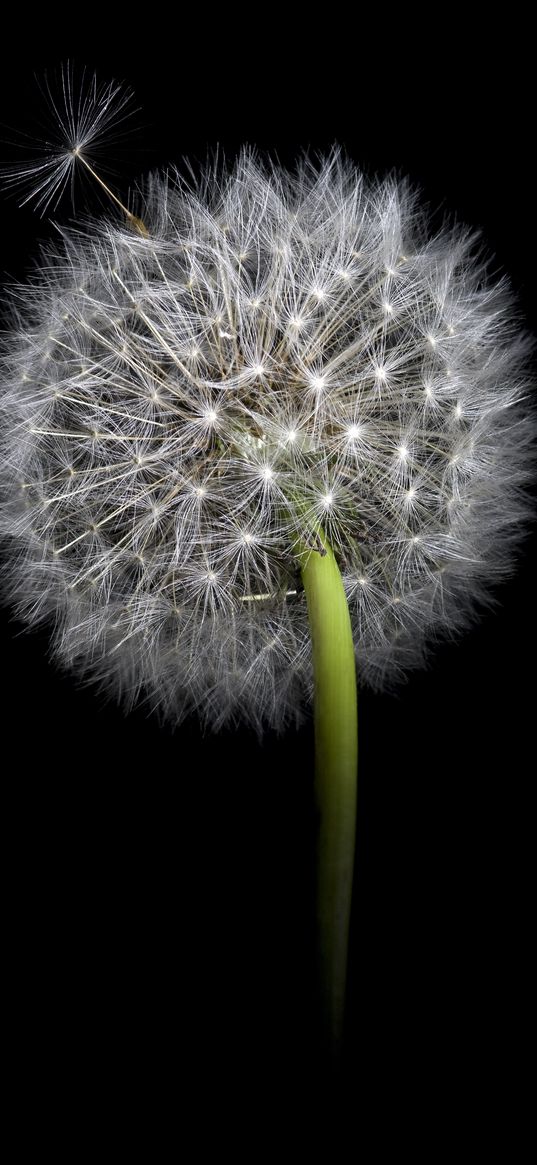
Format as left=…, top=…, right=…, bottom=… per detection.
left=1, top=144, right=535, bottom=733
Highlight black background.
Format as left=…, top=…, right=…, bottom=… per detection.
left=1, top=19, right=535, bottom=1141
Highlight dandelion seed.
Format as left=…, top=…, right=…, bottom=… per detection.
left=1, top=62, right=140, bottom=215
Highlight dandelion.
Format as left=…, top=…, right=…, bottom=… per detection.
left=1, top=73, right=535, bottom=1067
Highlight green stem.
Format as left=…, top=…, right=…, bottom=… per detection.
left=298, top=528, right=358, bottom=1067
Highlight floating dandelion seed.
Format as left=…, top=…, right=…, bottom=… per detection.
left=1, top=62, right=140, bottom=214
left=1, top=70, right=535, bottom=1068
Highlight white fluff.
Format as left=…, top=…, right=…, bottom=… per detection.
left=1, top=149, right=534, bottom=732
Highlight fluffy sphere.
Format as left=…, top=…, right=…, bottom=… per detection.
left=1, top=151, right=534, bottom=731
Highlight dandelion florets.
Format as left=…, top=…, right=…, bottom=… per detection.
left=1, top=150, right=534, bottom=732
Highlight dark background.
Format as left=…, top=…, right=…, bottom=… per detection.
left=1, top=20, right=534, bottom=1138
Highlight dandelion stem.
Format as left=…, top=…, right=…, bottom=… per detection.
left=298, top=527, right=358, bottom=1069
